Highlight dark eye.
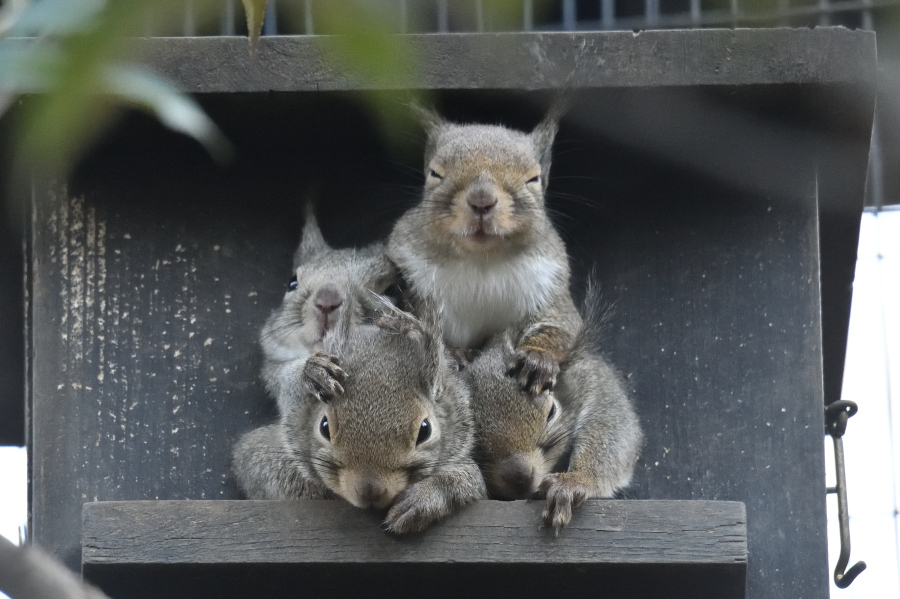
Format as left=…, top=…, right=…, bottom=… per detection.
left=547, top=402, right=557, bottom=423
left=416, top=419, right=431, bottom=445
left=527, top=176, right=540, bottom=185
left=320, top=416, right=331, bottom=440
left=288, top=275, right=298, bottom=292
left=429, top=170, right=443, bottom=180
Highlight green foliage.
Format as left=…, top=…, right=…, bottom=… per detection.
left=0, top=0, right=231, bottom=175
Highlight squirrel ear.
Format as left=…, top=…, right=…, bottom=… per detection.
left=531, top=98, right=568, bottom=188
left=410, top=102, right=446, bottom=166
left=294, top=202, right=331, bottom=268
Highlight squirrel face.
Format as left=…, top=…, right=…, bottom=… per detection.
left=466, top=337, right=571, bottom=499
left=284, top=302, right=473, bottom=510
left=413, top=106, right=560, bottom=256
left=259, top=211, right=395, bottom=364
left=425, top=125, right=544, bottom=254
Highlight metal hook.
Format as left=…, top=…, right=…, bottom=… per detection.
left=825, top=400, right=866, bottom=589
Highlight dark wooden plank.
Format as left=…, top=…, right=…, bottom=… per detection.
left=82, top=499, right=747, bottom=565
left=81, top=500, right=746, bottom=599
left=134, top=29, right=876, bottom=92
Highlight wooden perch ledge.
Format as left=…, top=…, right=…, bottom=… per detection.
left=82, top=499, right=747, bottom=599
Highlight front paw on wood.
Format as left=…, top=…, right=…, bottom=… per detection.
left=539, top=472, right=593, bottom=534
left=303, top=351, right=347, bottom=400
left=506, top=348, right=560, bottom=395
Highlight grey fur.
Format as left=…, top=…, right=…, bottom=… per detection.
left=388, top=105, right=581, bottom=394
left=465, top=292, right=642, bottom=532
left=260, top=208, right=397, bottom=414
left=234, top=297, right=486, bottom=534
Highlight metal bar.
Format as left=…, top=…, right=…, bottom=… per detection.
left=869, top=118, right=885, bottom=210
left=183, top=0, right=196, bottom=37
left=825, top=400, right=867, bottom=589
left=399, top=0, right=408, bottom=33
left=777, top=0, right=790, bottom=25
left=264, top=0, right=277, bottom=36
left=305, top=0, right=314, bottom=35
left=476, top=0, right=485, bottom=32
left=602, top=0, right=616, bottom=29
left=523, top=0, right=533, bottom=31
left=220, top=0, right=236, bottom=36
left=818, top=0, right=832, bottom=25
left=690, top=0, right=702, bottom=26
left=646, top=0, right=660, bottom=27
left=438, top=0, right=449, bottom=32
left=563, top=0, right=577, bottom=30
left=564, top=0, right=900, bottom=30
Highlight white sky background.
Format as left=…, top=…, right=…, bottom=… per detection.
left=0, top=210, right=897, bottom=597
left=827, top=208, right=900, bottom=597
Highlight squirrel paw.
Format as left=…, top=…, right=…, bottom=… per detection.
left=302, top=351, right=347, bottom=400
left=507, top=348, right=560, bottom=395
left=539, top=473, right=592, bottom=534
left=374, top=309, right=413, bottom=335
left=449, top=347, right=479, bottom=371
left=383, top=480, right=446, bottom=534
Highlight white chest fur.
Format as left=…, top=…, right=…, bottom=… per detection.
left=397, top=248, right=564, bottom=348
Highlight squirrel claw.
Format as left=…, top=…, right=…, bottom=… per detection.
left=303, top=350, right=348, bottom=400
left=375, top=311, right=413, bottom=336
left=539, top=473, right=591, bottom=532
left=383, top=480, right=446, bottom=534
left=507, top=348, right=560, bottom=395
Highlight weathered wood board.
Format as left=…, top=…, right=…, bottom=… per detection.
left=25, top=29, right=877, bottom=599
left=82, top=499, right=747, bottom=599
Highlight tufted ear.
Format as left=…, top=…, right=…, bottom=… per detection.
left=410, top=102, right=447, bottom=168
left=293, top=203, right=331, bottom=269
left=531, top=98, right=568, bottom=188
left=370, top=292, right=445, bottom=391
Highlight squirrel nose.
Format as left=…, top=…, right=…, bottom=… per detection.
left=356, top=480, right=390, bottom=509
left=496, top=456, right=536, bottom=499
left=314, top=285, right=343, bottom=315
left=467, top=188, right=498, bottom=216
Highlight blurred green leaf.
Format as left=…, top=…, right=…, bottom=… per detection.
left=4, top=0, right=231, bottom=174
left=102, top=66, right=233, bottom=162
left=241, top=0, right=268, bottom=55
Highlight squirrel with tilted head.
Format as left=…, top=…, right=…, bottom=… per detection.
left=388, top=103, right=580, bottom=394
left=234, top=292, right=487, bottom=534
left=464, top=282, right=643, bottom=532
left=259, top=206, right=397, bottom=416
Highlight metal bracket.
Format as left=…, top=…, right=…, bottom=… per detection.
left=825, top=400, right=867, bottom=589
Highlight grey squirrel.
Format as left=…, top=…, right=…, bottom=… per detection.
left=464, top=284, right=642, bottom=531
left=234, top=293, right=487, bottom=533
left=388, top=103, right=581, bottom=395
left=259, top=207, right=397, bottom=415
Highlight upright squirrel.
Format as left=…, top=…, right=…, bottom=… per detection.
left=259, top=207, right=396, bottom=415
left=234, top=294, right=486, bottom=533
left=464, top=285, right=643, bottom=531
left=388, top=104, right=580, bottom=395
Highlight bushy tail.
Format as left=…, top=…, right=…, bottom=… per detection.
left=564, top=273, right=614, bottom=365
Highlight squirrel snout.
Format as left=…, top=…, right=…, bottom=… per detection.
left=492, top=455, right=538, bottom=499
left=355, top=480, right=392, bottom=510
left=314, top=285, right=343, bottom=315
left=467, top=188, right=498, bottom=216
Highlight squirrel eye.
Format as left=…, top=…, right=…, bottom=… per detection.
left=288, top=276, right=298, bottom=292
left=547, top=402, right=557, bottom=423
left=429, top=170, right=443, bottom=180
left=416, top=419, right=431, bottom=445
left=319, top=416, right=331, bottom=441
left=526, top=176, right=540, bottom=185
